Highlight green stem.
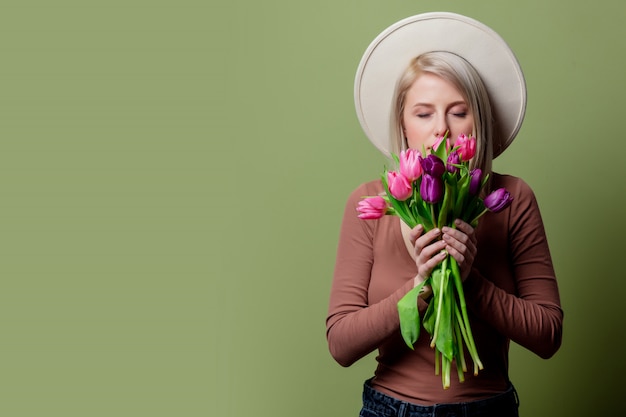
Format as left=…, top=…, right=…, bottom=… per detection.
left=454, top=303, right=470, bottom=371
left=468, top=208, right=488, bottom=227
left=454, top=312, right=467, bottom=374
left=456, top=354, right=465, bottom=383
left=442, top=354, right=451, bottom=389
left=431, top=204, right=437, bottom=230
left=430, top=256, right=448, bottom=348
left=449, top=257, right=483, bottom=373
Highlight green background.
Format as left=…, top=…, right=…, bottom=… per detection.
left=1, top=0, right=624, bottom=416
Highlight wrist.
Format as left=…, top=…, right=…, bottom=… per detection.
left=414, top=276, right=433, bottom=300
left=419, top=285, right=433, bottom=301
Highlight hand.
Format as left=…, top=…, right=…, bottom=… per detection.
left=409, top=225, right=447, bottom=298
left=441, top=219, right=477, bottom=282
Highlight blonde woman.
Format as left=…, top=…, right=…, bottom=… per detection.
left=327, top=13, right=562, bottom=417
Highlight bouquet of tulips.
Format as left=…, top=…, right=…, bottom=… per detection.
left=357, top=133, right=513, bottom=389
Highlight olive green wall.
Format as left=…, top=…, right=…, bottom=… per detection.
left=1, top=1, right=624, bottom=416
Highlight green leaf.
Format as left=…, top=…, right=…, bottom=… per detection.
left=432, top=131, right=450, bottom=161
left=425, top=265, right=444, bottom=337
left=423, top=300, right=435, bottom=335
left=453, top=174, right=470, bottom=220
left=397, top=283, right=427, bottom=349
left=434, top=269, right=456, bottom=361
left=413, top=186, right=435, bottom=230
left=481, top=172, right=491, bottom=190
left=382, top=170, right=418, bottom=228
left=437, top=182, right=454, bottom=229
left=466, top=198, right=486, bottom=226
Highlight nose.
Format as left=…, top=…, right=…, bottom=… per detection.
left=433, top=114, right=449, bottom=138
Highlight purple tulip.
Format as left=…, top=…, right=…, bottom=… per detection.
left=484, top=188, right=514, bottom=213
left=420, top=154, right=446, bottom=178
left=469, top=169, right=482, bottom=196
left=447, top=151, right=460, bottom=174
left=420, top=174, right=444, bottom=204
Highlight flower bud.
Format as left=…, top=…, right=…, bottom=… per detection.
left=357, top=196, right=388, bottom=219
left=484, top=188, right=514, bottom=213
left=420, top=154, right=446, bottom=178
left=447, top=151, right=460, bottom=174
left=420, top=174, right=444, bottom=204
left=387, top=171, right=413, bottom=201
left=400, top=149, right=422, bottom=181
left=469, top=169, right=482, bottom=196
left=455, top=134, right=476, bottom=161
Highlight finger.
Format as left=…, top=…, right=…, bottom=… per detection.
left=453, top=219, right=474, bottom=236
left=442, top=228, right=476, bottom=264
left=415, top=239, right=447, bottom=264
left=442, top=231, right=465, bottom=252
left=444, top=242, right=466, bottom=266
left=442, top=235, right=470, bottom=266
left=455, top=221, right=478, bottom=256
left=417, top=250, right=448, bottom=280
left=425, top=250, right=448, bottom=269
left=442, top=221, right=476, bottom=247
left=441, top=227, right=469, bottom=246
left=408, top=224, right=424, bottom=245
left=414, top=228, right=441, bottom=249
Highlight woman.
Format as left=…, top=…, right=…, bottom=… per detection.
left=326, top=13, right=563, bottom=416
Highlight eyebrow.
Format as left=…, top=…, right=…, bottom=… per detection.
left=410, top=101, right=469, bottom=109
left=411, top=101, right=467, bottom=108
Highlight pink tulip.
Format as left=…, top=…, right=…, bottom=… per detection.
left=455, top=134, right=476, bottom=161
left=387, top=171, right=413, bottom=201
left=400, top=149, right=423, bottom=181
left=357, top=196, right=388, bottom=220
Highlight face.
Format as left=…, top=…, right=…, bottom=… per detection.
left=402, top=73, right=474, bottom=152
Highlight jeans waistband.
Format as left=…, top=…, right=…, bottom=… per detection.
left=362, top=379, right=519, bottom=417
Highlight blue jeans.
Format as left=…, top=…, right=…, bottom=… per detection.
left=359, top=379, right=519, bottom=417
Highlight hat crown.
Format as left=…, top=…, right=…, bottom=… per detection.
left=354, top=12, right=526, bottom=158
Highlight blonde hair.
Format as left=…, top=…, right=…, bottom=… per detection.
left=390, top=51, right=494, bottom=175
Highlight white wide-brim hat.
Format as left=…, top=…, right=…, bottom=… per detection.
left=354, top=12, right=526, bottom=158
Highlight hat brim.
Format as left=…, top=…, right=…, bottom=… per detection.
left=354, top=12, right=526, bottom=158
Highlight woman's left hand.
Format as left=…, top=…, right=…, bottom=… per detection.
left=441, top=219, right=477, bottom=281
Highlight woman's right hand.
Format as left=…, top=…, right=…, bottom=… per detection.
left=409, top=225, right=447, bottom=297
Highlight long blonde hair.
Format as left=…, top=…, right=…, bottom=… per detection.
left=390, top=52, right=495, bottom=175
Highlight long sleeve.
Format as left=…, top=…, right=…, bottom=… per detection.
left=464, top=175, right=563, bottom=358
left=326, top=181, right=424, bottom=367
